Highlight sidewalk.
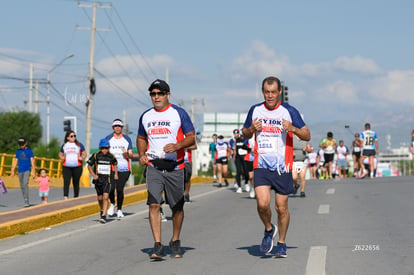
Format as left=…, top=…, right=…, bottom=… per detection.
left=0, top=185, right=148, bottom=240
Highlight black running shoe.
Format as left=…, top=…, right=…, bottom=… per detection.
left=99, top=214, right=107, bottom=224
left=224, top=179, right=229, bottom=186
left=184, top=194, right=190, bottom=202
left=150, top=242, right=166, bottom=259
left=300, top=192, right=306, bottom=198
left=169, top=239, right=183, bottom=258
left=293, top=184, right=299, bottom=195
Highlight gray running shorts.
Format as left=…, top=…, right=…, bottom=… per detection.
left=146, top=165, right=184, bottom=209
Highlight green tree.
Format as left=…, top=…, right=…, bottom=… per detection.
left=0, top=111, right=42, bottom=153
left=33, top=137, right=61, bottom=158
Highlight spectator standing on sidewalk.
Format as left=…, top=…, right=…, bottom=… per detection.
left=11, top=138, right=35, bottom=207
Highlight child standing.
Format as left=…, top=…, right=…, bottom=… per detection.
left=87, top=139, right=118, bottom=224
left=37, top=169, right=50, bottom=204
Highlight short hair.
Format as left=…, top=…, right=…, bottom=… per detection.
left=261, top=76, right=282, bottom=92
left=365, top=123, right=371, bottom=129
left=327, top=132, right=333, bottom=138
left=38, top=168, right=47, bottom=174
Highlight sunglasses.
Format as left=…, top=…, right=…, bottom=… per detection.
left=149, top=91, right=168, bottom=97
left=69, top=135, right=76, bottom=138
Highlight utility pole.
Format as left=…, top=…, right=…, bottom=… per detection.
left=77, top=1, right=111, bottom=154
left=29, top=64, right=33, bottom=112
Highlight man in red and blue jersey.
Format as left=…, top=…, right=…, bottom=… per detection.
left=137, top=79, right=195, bottom=259
left=242, top=76, right=310, bottom=258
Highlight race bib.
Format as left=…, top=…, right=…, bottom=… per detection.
left=257, top=137, right=278, bottom=154
left=97, top=164, right=111, bottom=175
left=238, top=148, right=247, bottom=155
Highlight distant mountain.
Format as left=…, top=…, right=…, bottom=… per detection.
left=308, top=107, right=413, bottom=152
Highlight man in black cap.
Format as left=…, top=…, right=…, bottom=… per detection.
left=137, top=79, right=195, bottom=259
left=11, top=138, right=36, bottom=207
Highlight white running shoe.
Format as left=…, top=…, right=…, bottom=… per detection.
left=245, top=184, right=251, bottom=192
left=117, top=210, right=124, bottom=218
left=249, top=188, right=256, bottom=199
left=108, top=204, right=115, bottom=216
left=161, top=211, right=167, bottom=222
left=236, top=187, right=243, bottom=193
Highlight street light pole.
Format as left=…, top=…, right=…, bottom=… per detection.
left=47, top=54, right=75, bottom=144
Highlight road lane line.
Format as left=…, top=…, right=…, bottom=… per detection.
left=326, top=188, right=335, bottom=194
left=306, top=246, right=327, bottom=275
left=318, top=204, right=330, bottom=214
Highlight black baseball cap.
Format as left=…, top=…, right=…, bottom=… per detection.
left=148, top=79, right=170, bottom=93
left=17, top=138, right=26, bottom=145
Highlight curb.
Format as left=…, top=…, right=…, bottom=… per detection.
left=0, top=189, right=148, bottom=240
left=0, top=177, right=213, bottom=240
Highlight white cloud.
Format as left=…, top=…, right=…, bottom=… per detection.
left=315, top=80, right=358, bottom=103
left=368, top=70, right=414, bottom=103
left=231, top=40, right=290, bottom=79
left=333, top=56, right=381, bottom=74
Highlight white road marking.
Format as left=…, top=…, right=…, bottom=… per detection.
left=318, top=204, right=330, bottom=214
left=326, top=188, right=335, bottom=194
left=306, top=246, right=327, bottom=275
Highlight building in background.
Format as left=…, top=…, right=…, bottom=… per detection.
left=195, top=112, right=246, bottom=173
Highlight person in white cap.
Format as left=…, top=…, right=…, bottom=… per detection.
left=105, top=118, right=134, bottom=218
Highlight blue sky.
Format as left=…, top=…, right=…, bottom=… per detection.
left=1, top=0, right=414, bottom=148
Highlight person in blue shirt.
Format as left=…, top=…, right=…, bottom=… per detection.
left=11, top=138, right=36, bottom=207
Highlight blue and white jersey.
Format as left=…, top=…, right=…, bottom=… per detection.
left=105, top=134, right=133, bottom=172
left=361, top=130, right=377, bottom=150
left=138, top=103, right=194, bottom=169
left=243, top=101, right=306, bottom=172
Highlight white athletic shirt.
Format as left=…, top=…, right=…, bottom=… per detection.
left=336, top=145, right=348, bottom=160
left=308, top=152, right=318, bottom=164
left=138, top=103, right=194, bottom=170
left=215, top=139, right=230, bottom=159
left=105, top=134, right=133, bottom=172
left=60, top=142, right=85, bottom=167
left=243, top=101, right=306, bottom=172
left=361, top=130, right=378, bottom=151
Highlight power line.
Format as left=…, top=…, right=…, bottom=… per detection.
left=93, top=68, right=151, bottom=108
left=112, top=6, right=158, bottom=78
